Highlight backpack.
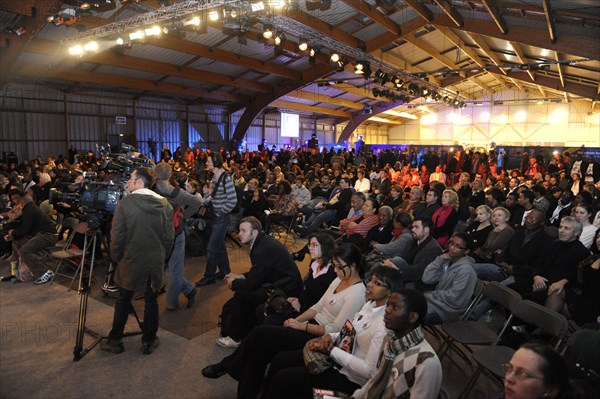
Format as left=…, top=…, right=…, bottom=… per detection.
left=156, top=186, right=185, bottom=237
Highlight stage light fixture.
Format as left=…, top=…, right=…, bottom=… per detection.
left=298, top=38, right=309, bottom=52
left=144, top=25, right=161, bottom=37
left=262, top=24, right=273, bottom=39
left=83, top=41, right=99, bottom=52
left=421, top=88, right=429, bottom=96
left=330, top=52, right=340, bottom=63
left=336, top=57, right=347, bottom=72
left=183, top=16, right=201, bottom=26
left=274, top=31, right=285, bottom=45
left=129, top=30, right=145, bottom=40
left=251, top=2, right=265, bottom=12
left=354, top=62, right=364, bottom=74
left=116, top=37, right=124, bottom=45
left=68, top=44, right=84, bottom=56
left=209, top=10, right=219, bottom=21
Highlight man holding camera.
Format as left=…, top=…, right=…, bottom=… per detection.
left=100, top=167, right=173, bottom=355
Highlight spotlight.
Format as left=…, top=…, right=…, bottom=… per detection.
left=274, top=31, right=285, bottom=45
left=68, top=44, right=84, bottom=56
left=116, top=37, right=124, bottom=45
left=80, top=2, right=91, bottom=10
left=83, top=41, right=99, bottom=52
left=183, top=15, right=201, bottom=27
left=330, top=52, right=340, bottom=63
left=298, top=38, right=309, bottom=52
left=372, top=88, right=380, bottom=97
left=336, top=57, right=347, bottom=72
left=144, top=25, right=162, bottom=37
left=408, top=83, right=418, bottom=94
left=453, top=98, right=460, bottom=106
left=129, top=30, right=145, bottom=40
left=354, top=62, right=364, bottom=74
left=208, top=10, right=219, bottom=21
left=262, top=24, right=273, bottom=39
left=421, top=88, right=429, bottom=96
left=309, top=47, right=317, bottom=64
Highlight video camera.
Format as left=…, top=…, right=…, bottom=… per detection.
left=49, top=143, right=154, bottom=215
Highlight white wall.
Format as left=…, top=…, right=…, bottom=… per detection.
left=389, top=94, right=600, bottom=147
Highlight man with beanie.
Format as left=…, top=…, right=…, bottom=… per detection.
left=154, top=162, right=204, bottom=310
left=196, top=152, right=238, bottom=286
left=350, top=288, right=442, bottom=398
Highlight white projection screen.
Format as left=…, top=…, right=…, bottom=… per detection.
left=280, top=112, right=299, bottom=137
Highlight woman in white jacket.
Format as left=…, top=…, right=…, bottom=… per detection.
left=260, top=266, right=404, bottom=399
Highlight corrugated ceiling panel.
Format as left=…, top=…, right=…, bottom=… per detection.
left=126, top=44, right=197, bottom=65
left=160, top=76, right=217, bottom=90
left=353, top=21, right=389, bottom=43
left=300, top=1, right=359, bottom=26
left=94, top=65, right=164, bottom=80
left=188, top=59, right=249, bottom=76
left=185, top=27, right=233, bottom=46
left=219, top=38, right=274, bottom=61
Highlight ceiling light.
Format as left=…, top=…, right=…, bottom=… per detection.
left=129, top=30, right=145, bottom=40
left=116, top=37, right=124, bottom=45
left=298, top=38, right=309, bottom=52
left=144, top=25, right=161, bottom=37
left=80, top=3, right=91, bottom=10
left=83, top=41, right=99, bottom=52
left=209, top=10, right=219, bottom=21
left=262, top=24, right=273, bottom=39
left=68, top=44, right=84, bottom=56
left=183, top=16, right=200, bottom=26
left=330, top=52, right=340, bottom=63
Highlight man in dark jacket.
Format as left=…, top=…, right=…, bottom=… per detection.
left=101, top=167, right=174, bottom=355
left=3, top=190, right=57, bottom=283
left=382, top=217, right=443, bottom=289
left=217, top=216, right=302, bottom=348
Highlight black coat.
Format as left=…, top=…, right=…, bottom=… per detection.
left=232, top=232, right=303, bottom=296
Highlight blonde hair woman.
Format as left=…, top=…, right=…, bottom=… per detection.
left=431, top=189, right=460, bottom=248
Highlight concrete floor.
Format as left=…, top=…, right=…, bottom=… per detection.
left=0, top=234, right=500, bottom=398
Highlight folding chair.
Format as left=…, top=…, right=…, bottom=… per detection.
left=49, top=219, right=89, bottom=291
left=437, top=282, right=521, bottom=364
left=460, top=299, right=569, bottom=397
left=271, top=210, right=300, bottom=245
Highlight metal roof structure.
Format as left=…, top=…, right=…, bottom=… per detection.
left=1, top=0, right=599, bottom=143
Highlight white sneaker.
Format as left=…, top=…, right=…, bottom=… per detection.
left=34, top=270, right=55, bottom=285
left=216, top=336, right=240, bottom=348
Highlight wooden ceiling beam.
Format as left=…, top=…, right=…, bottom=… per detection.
left=489, top=70, right=599, bottom=100
left=436, top=26, right=508, bottom=90
left=541, top=0, right=557, bottom=43
left=284, top=7, right=362, bottom=49
left=402, top=0, right=433, bottom=22
left=270, top=100, right=350, bottom=118
left=364, top=16, right=425, bottom=53
left=0, top=0, right=63, bottom=86
left=555, top=52, right=565, bottom=88
left=145, top=37, right=301, bottom=80
left=432, top=12, right=598, bottom=59
left=342, top=0, right=401, bottom=36
left=432, top=0, right=464, bottom=27
left=26, top=39, right=273, bottom=94
left=510, top=41, right=535, bottom=82
left=403, top=34, right=460, bottom=70
left=480, top=0, right=508, bottom=34
left=14, top=63, right=248, bottom=104
left=288, top=90, right=363, bottom=110
left=0, top=0, right=35, bottom=16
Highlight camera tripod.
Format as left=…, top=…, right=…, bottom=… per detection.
left=73, top=228, right=142, bottom=361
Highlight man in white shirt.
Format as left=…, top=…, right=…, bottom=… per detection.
left=354, top=170, right=370, bottom=193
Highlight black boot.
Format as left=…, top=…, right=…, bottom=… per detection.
left=291, top=244, right=308, bottom=262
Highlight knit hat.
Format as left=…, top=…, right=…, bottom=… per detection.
left=154, top=162, right=172, bottom=181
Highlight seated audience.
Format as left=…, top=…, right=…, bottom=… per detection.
left=421, top=232, right=478, bottom=324
left=260, top=266, right=404, bottom=399
left=471, top=207, right=515, bottom=263
left=573, top=202, right=598, bottom=249
left=431, top=189, right=460, bottom=248
left=201, top=244, right=367, bottom=399
left=463, top=204, right=494, bottom=249
left=351, top=288, right=442, bottom=399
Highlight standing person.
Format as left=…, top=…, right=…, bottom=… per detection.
left=153, top=163, right=204, bottom=310
left=100, top=167, right=174, bottom=355
left=195, top=152, right=238, bottom=287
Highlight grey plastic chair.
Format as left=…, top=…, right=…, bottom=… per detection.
left=460, top=299, right=569, bottom=397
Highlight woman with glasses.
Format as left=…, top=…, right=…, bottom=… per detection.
left=258, top=233, right=337, bottom=325
left=501, top=343, right=569, bottom=399
left=201, top=244, right=367, bottom=399
left=260, top=266, right=404, bottom=399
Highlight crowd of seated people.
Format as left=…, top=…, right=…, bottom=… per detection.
left=2, top=145, right=600, bottom=397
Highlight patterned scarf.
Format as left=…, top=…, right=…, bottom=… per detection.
left=365, top=327, right=425, bottom=399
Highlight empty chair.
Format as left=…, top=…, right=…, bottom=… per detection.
left=438, top=282, right=521, bottom=362
left=461, top=299, right=569, bottom=397
left=49, top=219, right=88, bottom=290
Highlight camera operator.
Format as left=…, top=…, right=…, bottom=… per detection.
left=100, top=167, right=174, bottom=355
left=154, top=163, right=205, bottom=310
left=2, top=189, right=58, bottom=283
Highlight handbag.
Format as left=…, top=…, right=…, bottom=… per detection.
left=303, top=338, right=332, bottom=375
left=264, top=287, right=294, bottom=318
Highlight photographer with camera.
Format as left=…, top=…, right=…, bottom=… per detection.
left=100, top=167, right=174, bottom=355
left=2, top=189, right=58, bottom=283
left=154, top=163, right=205, bottom=310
